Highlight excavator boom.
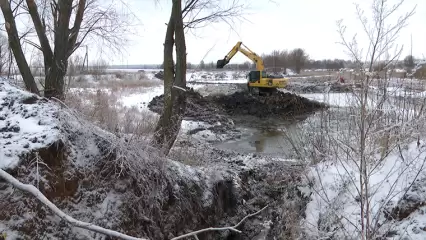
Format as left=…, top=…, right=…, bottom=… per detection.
left=216, top=41, right=265, bottom=71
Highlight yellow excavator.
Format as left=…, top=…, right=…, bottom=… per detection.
left=216, top=41, right=288, bottom=95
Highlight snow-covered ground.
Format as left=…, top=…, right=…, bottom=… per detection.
left=370, top=85, right=426, bottom=98
left=120, top=86, right=163, bottom=110
left=299, top=84, right=426, bottom=110
left=302, top=138, right=426, bottom=239
left=295, top=83, right=426, bottom=239
left=0, top=81, right=60, bottom=170
left=301, top=92, right=355, bottom=107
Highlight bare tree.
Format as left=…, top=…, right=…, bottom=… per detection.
left=403, top=54, right=415, bottom=69
left=199, top=59, right=205, bottom=69
left=289, top=48, right=308, bottom=74
left=298, top=1, right=420, bottom=239
left=262, top=49, right=290, bottom=73
left=152, top=0, right=247, bottom=154
left=0, top=0, right=134, bottom=99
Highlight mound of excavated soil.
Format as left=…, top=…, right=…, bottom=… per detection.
left=148, top=89, right=327, bottom=126
left=149, top=89, right=233, bottom=126
left=211, top=91, right=326, bottom=117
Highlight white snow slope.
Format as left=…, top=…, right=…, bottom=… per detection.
left=0, top=80, right=60, bottom=170
left=302, top=138, right=426, bottom=239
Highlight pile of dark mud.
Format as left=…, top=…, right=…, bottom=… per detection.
left=211, top=91, right=327, bottom=117
left=148, top=88, right=327, bottom=124
left=154, top=71, right=164, bottom=80
left=149, top=88, right=233, bottom=127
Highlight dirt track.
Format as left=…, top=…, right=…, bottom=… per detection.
left=148, top=89, right=327, bottom=133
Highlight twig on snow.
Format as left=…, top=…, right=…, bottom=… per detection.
left=171, top=205, right=269, bottom=240
left=0, top=168, right=147, bottom=240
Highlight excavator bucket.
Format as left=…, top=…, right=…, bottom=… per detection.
left=216, top=59, right=227, bottom=68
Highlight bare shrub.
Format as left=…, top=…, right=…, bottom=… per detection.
left=92, top=89, right=120, bottom=132
left=413, top=64, right=426, bottom=80
left=121, top=107, right=159, bottom=136
left=115, top=72, right=125, bottom=79
left=89, top=59, right=109, bottom=81
left=168, top=142, right=211, bottom=166
left=117, top=72, right=161, bottom=89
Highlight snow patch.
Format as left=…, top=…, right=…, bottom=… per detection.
left=119, top=86, right=163, bottom=110
left=285, top=69, right=297, bottom=76
left=187, top=71, right=247, bottom=84
left=300, top=92, right=355, bottom=107
left=0, top=81, right=60, bottom=170
left=0, top=222, right=21, bottom=240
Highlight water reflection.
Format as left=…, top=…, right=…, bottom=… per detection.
left=215, top=111, right=323, bottom=156
left=252, top=129, right=284, bottom=152
left=254, top=139, right=264, bottom=152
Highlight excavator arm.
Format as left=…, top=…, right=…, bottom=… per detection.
left=216, top=41, right=265, bottom=71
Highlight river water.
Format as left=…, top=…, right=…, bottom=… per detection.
left=214, top=90, right=422, bottom=157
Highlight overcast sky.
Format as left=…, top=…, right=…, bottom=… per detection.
left=102, top=0, right=425, bottom=65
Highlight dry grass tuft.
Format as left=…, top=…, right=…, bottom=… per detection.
left=65, top=88, right=159, bottom=137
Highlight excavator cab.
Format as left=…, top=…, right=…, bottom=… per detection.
left=247, top=71, right=267, bottom=82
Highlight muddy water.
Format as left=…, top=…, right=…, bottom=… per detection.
left=215, top=126, right=295, bottom=155
left=213, top=92, right=356, bottom=156
left=214, top=112, right=318, bottom=157
left=214, top=90, right=420, bottom=157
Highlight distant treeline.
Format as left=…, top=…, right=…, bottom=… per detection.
left=110, top=50, right=422, bottom=73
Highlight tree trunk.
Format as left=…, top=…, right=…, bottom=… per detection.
left=44, top=62, right=68, bottom=99
left=0, top=0, right=38, bottom=94
left=152, top=0, right=187, bottom=155
left=167, top=0, right=187, bottom=152
left=152, top=0, right=177, bottom=152
left=44, top=0, right=73, bottom=100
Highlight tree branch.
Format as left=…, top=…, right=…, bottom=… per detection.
left=25, top=0, right=53, bottom=60
left=67, top=0, right=86, bottom=57
left=182, top=0, right=247, bottom=30
left=170, top=205, right=269, bottom=240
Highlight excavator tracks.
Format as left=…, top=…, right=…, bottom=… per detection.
left=247, top=85, right=280, bottom=97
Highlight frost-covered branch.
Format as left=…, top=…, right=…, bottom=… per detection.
left=171, top=205, right=269, bottom=240
left=0, top=168, right=147, bottom=240
left=182, top=0, right=247, bottom=30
